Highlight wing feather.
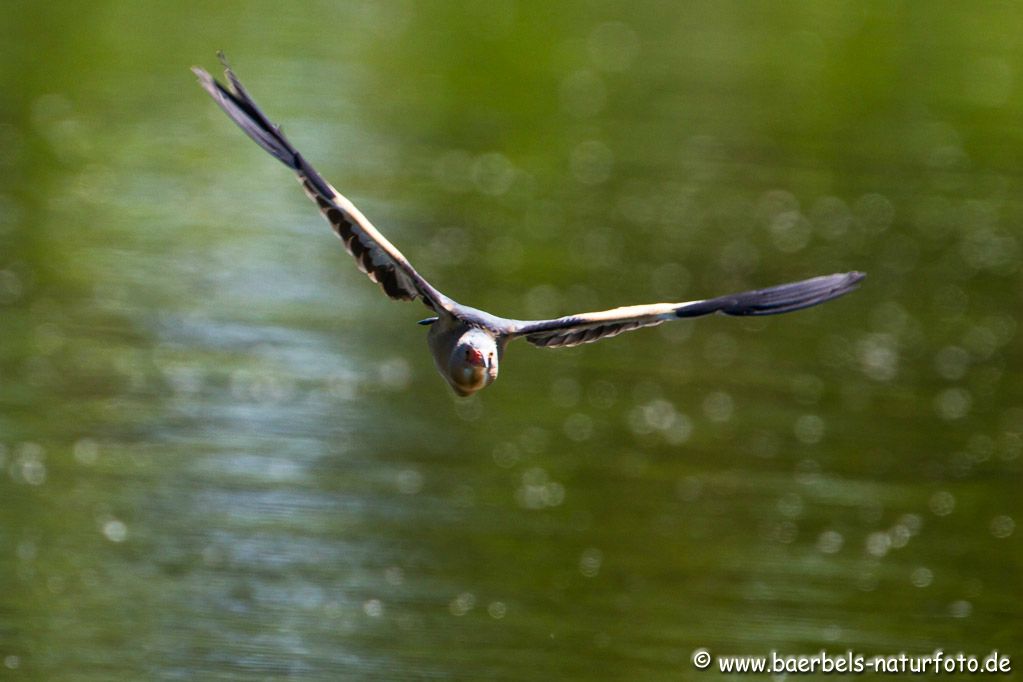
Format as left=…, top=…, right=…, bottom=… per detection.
left=193, top=56, right=451, bottom=313
left=513, top=272, right=864, bottom=348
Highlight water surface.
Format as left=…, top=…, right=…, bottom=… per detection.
left=1, top=2, right=1020, bottom=679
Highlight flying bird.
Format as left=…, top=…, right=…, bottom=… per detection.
left=193, top=55, right=864, bottom=396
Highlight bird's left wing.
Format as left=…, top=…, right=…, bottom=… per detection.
left=193, top=55, right=453, bottom=313
left=509, top=272, right=864, bottom=348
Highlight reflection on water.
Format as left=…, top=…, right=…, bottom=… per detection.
left=1, top=2, right=1020, bottom=679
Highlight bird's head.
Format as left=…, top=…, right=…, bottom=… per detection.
left=446, top=331, right=499, bottom=396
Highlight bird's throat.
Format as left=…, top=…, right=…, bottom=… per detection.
left=459, top=364, right=487, bottom=389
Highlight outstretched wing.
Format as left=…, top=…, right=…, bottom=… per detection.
left=510, top=272, right=865, bottom=348
left=193, top=55, right=452, bottom=313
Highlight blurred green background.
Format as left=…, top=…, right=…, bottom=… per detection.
left=1, top=1, right=1020, bottom=679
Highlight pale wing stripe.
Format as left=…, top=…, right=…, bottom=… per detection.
left=519, top=303, right=676, bottom=348
left=298, top=176, right=422, bottom=301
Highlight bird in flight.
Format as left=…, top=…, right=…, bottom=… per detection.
left=193, top=55, right=864, bottom=396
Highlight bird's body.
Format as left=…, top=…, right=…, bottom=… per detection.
left=428, top=321, right=503, bottom=396
left=194, top=56, right=864, bottom=396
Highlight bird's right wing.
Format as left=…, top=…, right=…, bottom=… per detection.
left=509, top=272, right=865, bottom=348
left=193, top=55, right=453, bottom=313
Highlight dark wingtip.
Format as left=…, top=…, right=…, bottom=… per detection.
left=192, top=51, right=229, bottom=85
left=831, top=270, right=867, bottom=296
left=192, top=53, right=303, bottom=169
left=742, top=270, right=866, bottom=315
left=842, top=269, right=867, bottom=286
left=677, top=270, right=866, bottom=319
left=191, top=66, right=212, bottom=83
left=191, top=66, right=221, bottom=101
